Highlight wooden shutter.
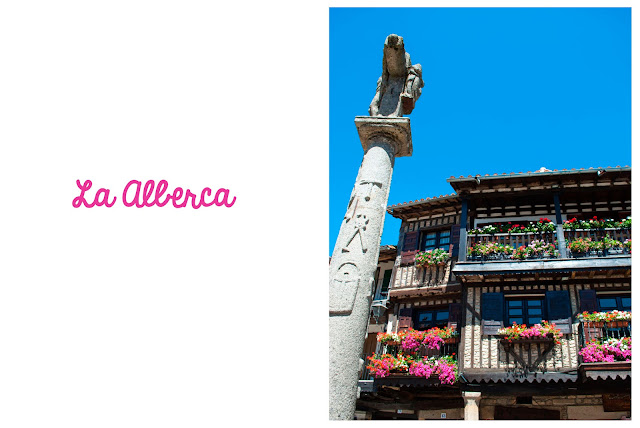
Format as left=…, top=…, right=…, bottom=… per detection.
left=380, top=269, right=392, bottom=294
left=397, top=307, right=413, bottom=331
left=450, top=224, right=461, bottom=257
left=447, top=302, right=462, bottom=330
left=545, top=290, right=572, bottom=334
left=400, top=231, right=420, bottom=264
left=481, top=292, right=504, bottom=335
left=578, top=289, right=598, bottom=313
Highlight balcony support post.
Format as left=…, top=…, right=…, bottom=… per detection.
left=459, top=198, right=468, bottom=262
left=553, top=192, right=568, bottom=258
left=463, top=391, right=481, bottom=420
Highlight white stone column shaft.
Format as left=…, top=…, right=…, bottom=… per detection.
left=329, top=117, right=412, bottom=420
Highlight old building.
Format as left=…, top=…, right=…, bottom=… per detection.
left=356, top=166, right=631, bottom=420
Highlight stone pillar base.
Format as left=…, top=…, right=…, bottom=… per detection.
left=463, top=391, right=482, bottom=420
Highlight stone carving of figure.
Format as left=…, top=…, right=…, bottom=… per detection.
left=368, top=34, right=424, bottom=117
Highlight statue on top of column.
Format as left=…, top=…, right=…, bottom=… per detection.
left=368, top=34, right=424, bottom=117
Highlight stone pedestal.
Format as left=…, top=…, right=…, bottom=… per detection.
left=329, top=116, right=412, bottom=420
left=463, top=391, right=482, bottom=420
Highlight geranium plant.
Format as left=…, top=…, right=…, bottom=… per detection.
left=567, top=237, right=592, bottom=253
left=527, top=240, right=559, bottom=258
left=512, top=245, right=531, bottom=260
left=366, top=353, right=415, bottom=377
left=497, top=321, right=563, bottom=344
left=578, top=310, right=631, bottom=322
left=408, top=355, right=459, bottom=385
left=415, top=248, right=450, bottom=267
left=563, top=216, right=631, bottom=230
left=579, top=337, right=631, bottom=363
left=377, top=332, right=402, bottom=344
left=469, top=218, right=556, bottom=235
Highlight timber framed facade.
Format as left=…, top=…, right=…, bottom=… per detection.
left=356, top=166, right=631, bottom=420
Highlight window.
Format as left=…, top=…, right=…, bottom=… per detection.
left=375, top=269, right=392, bottom=299
left=420, top=229, right=451, bottom=251
left=506, top=298, right=545, bottom=326
left=414, top=308, right=449, bottom=330
left=482, top=291, right=572, bottom=335
left=598, top=295, right=631, bottom=312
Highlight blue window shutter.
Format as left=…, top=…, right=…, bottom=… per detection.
left=400, top=231, right=419, bottom=264
left=481, top=292, right=504, bottom=335
left=447, top=303, right=462, bottom=329
left=578, top=289, right=598, bottom=313
left=398, top=308, right=413, bottom=331
left=545, top=290, right=572, bottom=334
left=450, top=225, right=461, bottom=257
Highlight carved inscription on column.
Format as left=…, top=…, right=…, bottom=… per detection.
left=329, top=263, right=360, bottom=315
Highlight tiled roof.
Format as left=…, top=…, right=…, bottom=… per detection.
left=447, top=165, right=630, bottom=181
left=388, top=165, right=630, bottom=210
left=388, top=192, right=458, bottom=209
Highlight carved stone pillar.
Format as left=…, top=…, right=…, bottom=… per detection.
left=329, top=117, right=412, bottom=420
left=463, top=391, right=482, bottom=420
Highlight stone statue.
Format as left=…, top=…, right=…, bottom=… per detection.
left=368, top=34, right=424, bottom=117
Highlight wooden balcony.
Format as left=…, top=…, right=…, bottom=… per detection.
left=390, top=260, right=455, bottom=293
left=453, top=228, right=631, bottom=280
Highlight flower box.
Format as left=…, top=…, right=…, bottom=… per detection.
left=499, top=335, right=555, bottom=345
left=583, top=321, right=629, bottom=328
left=608, top=321, right=630, bottom=328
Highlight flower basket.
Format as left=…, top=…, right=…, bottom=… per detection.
left=607, top=321, right=630, bottom=328
left=443, top=337, right=459, bottom=344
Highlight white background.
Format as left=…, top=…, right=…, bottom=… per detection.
left=0, top=1, right=636, bottom=426
left=1, top=1, right=327, bottom=426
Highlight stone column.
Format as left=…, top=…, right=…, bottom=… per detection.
left=463, top=391, right=482, bottom=420
left=329, top=116, right=412, bottom=420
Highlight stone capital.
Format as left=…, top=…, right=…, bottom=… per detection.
left=462, top=391, right=482, bottom=401
left=354, top=116, right=413, bottom=158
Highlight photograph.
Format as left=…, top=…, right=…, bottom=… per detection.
left=329, top=7, right=631, bottom=420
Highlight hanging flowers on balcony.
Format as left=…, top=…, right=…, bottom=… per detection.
left=376, top=332, right=402, bottom=345
left=467, top=242, right=514, bottom=258
left=469, top=218, right=556, bottom=235
left=579, top=310, right=631, bottom=323
left=567, top=237, right=592, bottom=254
left=408, top=355, right=459, bottom=385
left=527, top=240, right=559, bottom=258
left=415, top=248, right=450, bottom=267
left=497, top=321, right=563, bottom=344
left=365, top=354, right=396, bottom=377
left=623, top=239, right=631, bottom=253
left=469, top=241, right=557, bottom=260
left=563, top=216, right=631, bottom=230
left=378, top=327, right=459, bottom=350
left=365, top=353, right=413, bottom=377
left=579, top=337, right=631, bottom=363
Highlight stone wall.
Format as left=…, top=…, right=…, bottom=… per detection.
left=417, top=408, right=463, bottom=420
left=479, top=395, right=631, bottom=420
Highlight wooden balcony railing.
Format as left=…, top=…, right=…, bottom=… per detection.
left=577, top=320, right=631, bottom=365
left=359, top=338, right=459, bottom=380
left=464, top=228, right=631, bottom=262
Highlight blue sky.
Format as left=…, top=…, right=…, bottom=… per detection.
left=330, top=7, right=631, bottom=252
